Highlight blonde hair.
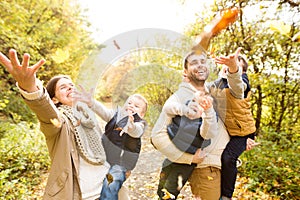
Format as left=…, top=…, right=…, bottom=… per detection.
left=129, top=94, right=148, bottom=115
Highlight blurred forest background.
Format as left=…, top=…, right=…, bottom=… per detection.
left=0, top=0, right=299, bottom=199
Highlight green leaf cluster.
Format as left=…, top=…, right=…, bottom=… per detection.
left=0, top=0, right=98, bottom=121
left=239, top=127, right=300, bottom=199
left=0, top=121, right=50, bottom=199
left=184, top=0, right=299, bottom=198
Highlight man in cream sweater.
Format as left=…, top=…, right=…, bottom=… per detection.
left=151, top=46, right=255, bottom=200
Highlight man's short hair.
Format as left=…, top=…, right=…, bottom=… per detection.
left=183, top=49, right=207, bottom=70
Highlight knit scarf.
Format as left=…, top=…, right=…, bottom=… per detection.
left=60, top=103, right=106, bottom=165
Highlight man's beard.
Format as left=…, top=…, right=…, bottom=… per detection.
left=188, top=74, right=207, bottom=84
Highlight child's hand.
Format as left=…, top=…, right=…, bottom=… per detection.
left=215, top=47, right=242, bottom=73
left=246, top=138, right=260, bottom=151
left=199, top=95, right=213, bottom=110
left=193, top=91, right=213, bottom=111
left=73, top=85, right=94, bottom=107
left=120, top=114, right=134, bottom=136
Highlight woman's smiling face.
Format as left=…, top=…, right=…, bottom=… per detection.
left=52, top=78, right=75, bottom=106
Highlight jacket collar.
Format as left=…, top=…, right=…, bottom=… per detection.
left=179, top=81, right=209, bottom=93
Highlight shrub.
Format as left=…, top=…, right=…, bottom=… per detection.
left=239, top=128, right=300, bottom=199
left=0, top=121, right=50, bottom=199
left=0, top=86, right=37, bottom=123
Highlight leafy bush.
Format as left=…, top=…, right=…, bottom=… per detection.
left=135, top=83, right=173, bottom=127
left=0, top=121, right=50, bottom=199
left=239, top=128, right=300, bottom=199
left=0, top=84, right=37, bottom=123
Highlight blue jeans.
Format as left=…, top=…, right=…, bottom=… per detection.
left=99, top=164, right=127, bottom=200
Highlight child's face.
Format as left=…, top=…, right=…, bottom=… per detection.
left=124, top=96, right=146, bottom=117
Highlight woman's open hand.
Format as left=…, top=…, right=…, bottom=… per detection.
left=0, top=49, right=45, bottom=92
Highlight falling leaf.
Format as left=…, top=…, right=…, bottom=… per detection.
left=114, top=127, right=123, bottom=131
left=204, top=7, right=239, bottom=36
left=113, top=40, right=121, bottom=50
left=162, top=188, right=175, bottom=199
left=209, top=47, right=216, bottom=58
left=269, top=21, right=291, bottom=36
left=50, top=118, right=62, bottom=128
left=51, top=48, right=70, bottom=64
left=106, top=173, right=114, bottom=185
left=207, top=176, right=214, bottom=180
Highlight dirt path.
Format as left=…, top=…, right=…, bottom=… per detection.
left=124, top=129, right=194, bottom=200
left=35, top=126, right=266, bottom=200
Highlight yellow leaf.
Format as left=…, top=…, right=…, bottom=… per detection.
left=162, top=188, right=175, bottom=199
left=50, top=118, right=62, bottom=128
left=269, top=21, right=291, bottom=36
left=207, top=176, right=214, bottom=180
left=273, top=180, right=279, bottom=187
left=106, top=173, right=114, bottom=185
left=51, top=49, right=70, bottom=64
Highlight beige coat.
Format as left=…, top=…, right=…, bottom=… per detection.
left=24, top=89, right=85, bottom=200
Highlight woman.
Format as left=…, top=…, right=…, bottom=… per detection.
left=0, top=49, right=128, bottom=200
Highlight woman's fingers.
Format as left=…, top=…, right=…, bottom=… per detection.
left=31, top=58, right=46, bottom=74
left=0, top=52, right=12, bottom=72
left=9, top=49, right=21, bottom=67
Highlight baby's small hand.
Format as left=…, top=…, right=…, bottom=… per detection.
left=199, top=95, right=213, bottom=110
left=120, top=114, right=134, bottom=136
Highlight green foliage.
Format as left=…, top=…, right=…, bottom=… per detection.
left=0, top=0, right=98, bottom=122
left=107, top=64, right=182, bottom=127
left=0, top=121, right=50, bottom=199
left=186, top=0, right=300, bottom=135
left=135, top=83, right=174, bottom=127
left=184, top=1, right=299, bottom=198
left=239, top=128, right=300, bottom=199
left=0, top=86, right=37, bottom=123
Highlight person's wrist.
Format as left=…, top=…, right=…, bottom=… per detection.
left=228, top=60, right=241, bottom=73
left=25, top=85, right=39, bottom=93
left=18, top=83, right=39, bottom=93
left=228, top=65, right=238, bottom=73
left=17, top=80, right=41, bottom=93
left=87, top=99, right=95, bottom=108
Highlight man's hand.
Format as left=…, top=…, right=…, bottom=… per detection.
left=185, top=100, right=203, bottom=120
left=192, top=148, right=207, bottom=164
left=0, top=49, right=45, bottom=92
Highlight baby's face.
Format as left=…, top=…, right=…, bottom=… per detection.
left=124, top=96, right=146, bottom=117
